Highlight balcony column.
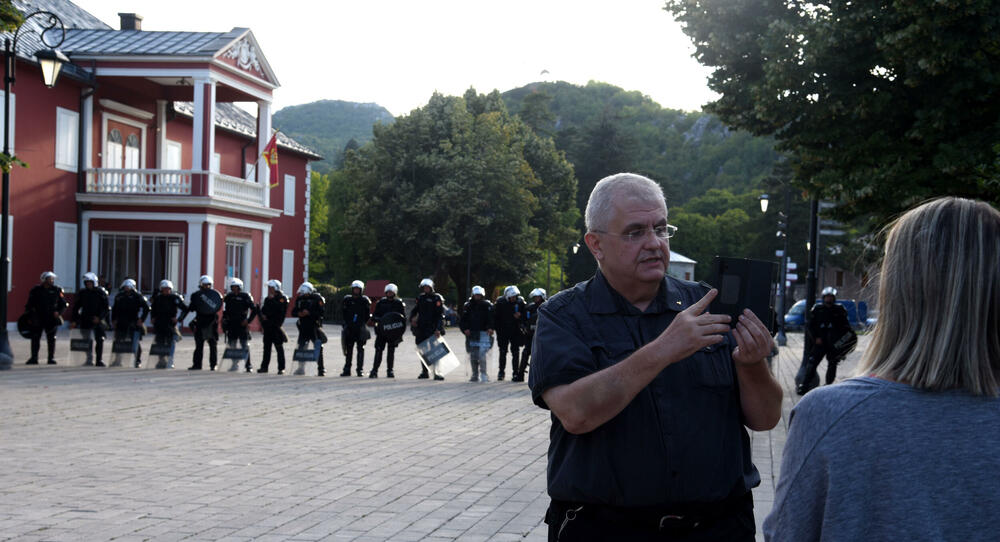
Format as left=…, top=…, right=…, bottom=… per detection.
left=261, top=230, right=269, bottom=301
left=256, top=100, right=272, bottom=208
left=156, top=100, right=167, bottom=169
left=192, top=77, right=216, bottom=196
left=205, top=220, right=217, bottom=281
left=186, top=219, right=204, bottom=298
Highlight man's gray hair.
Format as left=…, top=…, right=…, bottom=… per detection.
left=585, top=173, right=667, bottom=232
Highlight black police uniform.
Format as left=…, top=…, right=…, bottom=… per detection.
left=493, top=294, right=526, bottom=380
left=341, top=293, right=372, bottom=376
left=111, top=288, right=151, bottom=367
left=410, top=291, right=445, bottom=379
left=807, top=301, right=852, bottom=385
left=149, top=291, right=188, bottom=367
left=459, top=297, right=494, bottom=381
left=24, top=282, right=68, bottom=364
left=370, top=296, right=406, bottom=378
left=257, top=292, right=289, bottom=374
left=222, top=289, right=257, bottom=372
left=189, top=287, right=223, bottom=370
left=71, top=285, right=110, bottom=366
left=292, top=292, right=326, bottom=376
left=514, top=298, right=544, bottom=382
left=528, top=271, right=758, bottom=542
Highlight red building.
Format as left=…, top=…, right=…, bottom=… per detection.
left=3, top=0, right=320, bottom=325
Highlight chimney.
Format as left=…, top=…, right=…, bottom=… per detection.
left=118, top=13, right=143, bottom=31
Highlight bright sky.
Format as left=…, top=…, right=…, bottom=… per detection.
left=73, top=0, right=717, bottom=116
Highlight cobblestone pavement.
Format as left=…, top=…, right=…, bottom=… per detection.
left=0, top=325, right=869, bottom=541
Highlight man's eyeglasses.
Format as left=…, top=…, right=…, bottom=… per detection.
left=591, top=224, right=678, bottom=243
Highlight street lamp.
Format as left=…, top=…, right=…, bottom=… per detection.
left=759, top=193, right=769, bottom=214
left=0, top=11, right=68, bottom=370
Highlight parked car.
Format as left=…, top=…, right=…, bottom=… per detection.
left=783, top=299, right=869, bottom=330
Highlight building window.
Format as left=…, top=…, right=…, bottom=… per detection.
left=165, top=140, right=182, bottom=170
left=225, top=239, right=250, bottom=288
left=284, top=174, right=295, bottom=216
left=282, top=249, right=294, bottom=295
left=54, top=222, right=78, bottom=293
left=55, top=107, right=79, bottom=172
left=98, top=233, right=183, bottom=295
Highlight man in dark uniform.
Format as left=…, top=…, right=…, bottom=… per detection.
left=111, top=278, right=150, bottom=368
left=292, top=282, right=326, bottom=376
left=149, top=279, right=188, bottom=369
left=409, top=277, right=446, bottom=380
left=512, top=287, right=545, bottom=382
left=188, top=275, right=222, bottom=371
left=257, top=279, right=289, bottom=375
left=529, top=173, right=781, bottom=541
left=340, top=279, right=371, bottom=377
left=25, top=271, right=68, bottom=365
left=807, top=286, right=853, bottom=387
left=493, top=285, right=526, bottom=381
left=222, top=277, right=257, bottom=373
left=368, top=283, right=405, bottom=378
left=460, top=285, right=494, bottom=382
left=71, top=272, right=110, bottom=367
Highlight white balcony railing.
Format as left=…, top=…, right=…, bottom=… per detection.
left=210, top=172, right=266, bottom=206
left=86, top=168, right=193, bottom=195
left=84, top=169, right=267, bottom=208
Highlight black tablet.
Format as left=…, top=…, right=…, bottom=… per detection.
left=704, top=256, right=776, bottom=332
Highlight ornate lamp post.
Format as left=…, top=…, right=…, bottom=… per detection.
left=760, top=191, right=791, bottom=346
left=0, top=11, right=68, bottom=370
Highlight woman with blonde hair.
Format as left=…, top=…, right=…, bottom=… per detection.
left=764, top=197, right=1000, bottom=541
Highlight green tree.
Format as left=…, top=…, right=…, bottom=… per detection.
left=664, top=0, right=1000, bottom=225
left=340, top=89, right=578, bottom=300
left=307, top=171, right=331, bottom=280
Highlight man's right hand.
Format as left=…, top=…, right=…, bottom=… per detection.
left=653, top=289, right=731, bottom=365
left=463, top=329, right=470, bottom=336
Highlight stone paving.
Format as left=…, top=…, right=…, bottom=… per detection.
left=0, top=324, right=869, bottom=541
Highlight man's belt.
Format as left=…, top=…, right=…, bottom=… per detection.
left=550, top=492, right=750, bottom=533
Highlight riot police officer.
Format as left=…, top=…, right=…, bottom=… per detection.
left=24, top=271, right=67, bottom=365
left=807, top=286, right=853, bottom=387
left=368, top=283, right=406, bottom=378
left=292, top=282, right=326, bottom=376
left=70, top=272, right=110, bottom=367
left=221, top=278, right=257, bottom=373
left=111, top=278, right=150, bottom=368
left=513, top=287, right=546, bottom=382
left=460, top=285, right=494, bottom=382
left=188, top=275, right=223, bottom=371
left=149, top=279, right=188, bottom=369
left=257, top=279, right=289, bottom=374
left=493, top=285, right=526, bottom=381
left=409, top=277, right=446, bottom=380
left=340, top=280, right=371, bottom=377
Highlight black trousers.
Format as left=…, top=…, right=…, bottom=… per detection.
left=516, top=332, right=534, bottom=377
left=192, top=327, right=218, bottom=369
left=342, top=327, right=366, bottom=372
left=546, top=495, right=755, bottom=542
left=372, top=335, right=396, bottom=373
left=809, top=343, right=842, bottom=385
left=260, top=336, right=285, bottom=372
left=29, top=327, right=57, bottom=362
left=497, top=334, right=520, bottom=374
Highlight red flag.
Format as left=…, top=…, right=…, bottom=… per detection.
left=261, top=132, right=279, bottom=188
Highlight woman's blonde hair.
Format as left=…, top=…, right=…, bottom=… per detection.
left=858, top=197, right=1000, bottom=396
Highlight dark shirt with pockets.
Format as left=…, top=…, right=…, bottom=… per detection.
left=528, top=271, right=759, bottom=507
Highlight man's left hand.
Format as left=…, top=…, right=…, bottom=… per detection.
left=731, top=309, right=774, bottom=366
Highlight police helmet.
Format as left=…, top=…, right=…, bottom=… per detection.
left=159, top=279, right=174, bottom=291
left=121, top=278, right=137, bottom=290
left=40, top=271, right=57, bottom=282
left=199, top=275, right=213, bottom=286
left=471, top=285, right=485, bottom=297
left=821, top=286, right=837, bottom=297
left=529, top=288, right=547, bottom=300
left=351, top=280, right=364, bottom=290
left=82, top=272, right=99, bottom=285
left=298, top=282, right=315, bottom=295
left=505, top=285, right=520, bottom=298
left=419, top=278, right=434, bottom=289
left=266, top=279, right=282, bottom=292
left=228, top=277, right=244, bottom=290
left=385, top=283, right=398, bottom=294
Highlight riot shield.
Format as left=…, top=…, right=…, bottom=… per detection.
left=416, top=335, right=460, bottom=377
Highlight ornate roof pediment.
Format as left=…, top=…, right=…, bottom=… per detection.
left=215, top=30, right=279, bottom=86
